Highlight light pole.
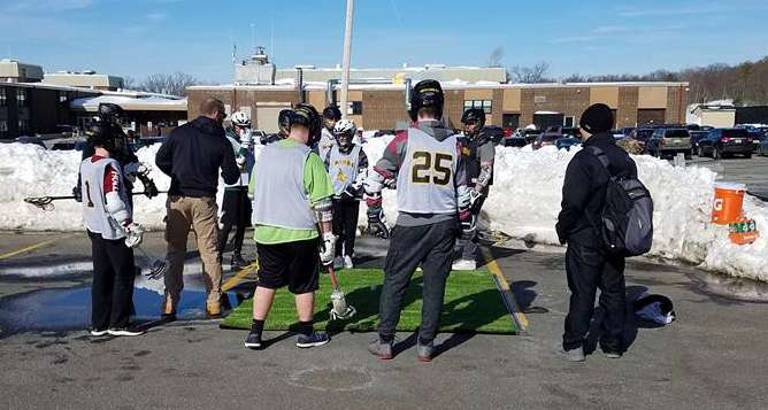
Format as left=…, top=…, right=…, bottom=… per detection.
left=340, top=0, right=355, bottom=119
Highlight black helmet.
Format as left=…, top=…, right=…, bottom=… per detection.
left=409, top=79, right=444, bottom=122
left=322, top=105, right=342, bottom=121
left=98, top=103, right=124, bottom=121
left=290, top=103, right=322, bottom=146
left=85, top=123, right=115, bottom=151
left=277, top=108, right=292, bottom=137
left=461, top=108, right=486, bottom=137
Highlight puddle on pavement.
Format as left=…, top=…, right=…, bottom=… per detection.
left=0, top=286, right=246, bottom=335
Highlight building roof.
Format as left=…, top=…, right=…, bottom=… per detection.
left=0, top=59, right=44, bottom=81
left=43, top=71, right=124, bottom=89
left=69, top=95, right=187, bottom=112
left=189, top=80, right=689, bottom=92
left=275, top=65, right=508, bottom=84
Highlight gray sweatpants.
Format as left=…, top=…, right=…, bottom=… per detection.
left=378, top=219, right=458, bottom=344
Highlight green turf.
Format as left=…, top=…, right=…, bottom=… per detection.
left=220, top=268, right=517, bottom=334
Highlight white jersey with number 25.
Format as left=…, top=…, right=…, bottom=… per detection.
left=396, top=127, right=459, bottom=214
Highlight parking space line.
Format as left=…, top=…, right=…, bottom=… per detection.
left=0, top=233, right=76, bottom=261
left=482, top=248, right=529, bottom=333
left=222, top=262, right=259, bottom=292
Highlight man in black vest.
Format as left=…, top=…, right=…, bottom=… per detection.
left=453, top=108, right=495, bottom=271
left=556, top=103, right=637, bottom=362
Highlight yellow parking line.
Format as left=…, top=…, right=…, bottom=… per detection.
left=222, top=262, right=259, bottom=291
left=0, top=233, right=76, bottom=261
left=482, top=248, right=529, bottom=331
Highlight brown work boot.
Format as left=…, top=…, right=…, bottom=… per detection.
left=206, top=302, right=222, bottom=319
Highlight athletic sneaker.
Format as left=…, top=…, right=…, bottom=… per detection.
left=296, top=331, right=330, bottom=348
left=333, top=256, right=344, bottom=270
left=244, top=331, right=262, bottom=349
left=343, top=255, right=354, bottom=269
left=558, top=346, right=585, bottom=362
left=417, top=341, right=434, bottom=362
left=368, top=338, right=393, bottom=360
left=90, top=328, right=108, bottom=337
left=107, top=327, right=145, bottom=337
left=452, top=259, right=476, bottom=271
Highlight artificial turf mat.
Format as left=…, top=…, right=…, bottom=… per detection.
left=220, top=268, right=517, bottom=334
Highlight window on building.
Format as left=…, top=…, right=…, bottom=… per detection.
left=463, top=100, right=492, bottom=114
left=346, top=101, right=363, bottom=115
left=564, top=116, right=575, bottom=127
left=16, top=89, right=27, bottom=108
left=0, top=88, right=6, bottom=107
left=18, top=119, right=29, bottom=133
left=59, top=93, right=68, bottom=103
left=0, top=120, right=8, bottom=137
left=502, top=113, right=520, bottom=129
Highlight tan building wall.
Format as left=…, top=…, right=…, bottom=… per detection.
left=186, top=82, right=688, bottom=132
left=590, top=86, right=619, bottom=108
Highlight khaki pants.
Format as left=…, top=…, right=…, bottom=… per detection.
left=163, top=195, right=223, bottom=313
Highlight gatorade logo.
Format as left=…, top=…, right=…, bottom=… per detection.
left=713, top=198, right=724, bottom=211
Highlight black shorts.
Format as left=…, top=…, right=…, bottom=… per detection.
left=257, top=238, right=321, bottom=294
left=221, top=188, right=252, bottom=225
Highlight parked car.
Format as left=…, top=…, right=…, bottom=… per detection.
left=556, top=137, right=581, bottom=151
left=50, top=142, right=77, bottom=151
left=522, top=129, right=541, bottom=145
left=646, top=128, right=693, bottom=159
left=747, top=130, right=766, bottom=152
left=689, top=130, right=710, bottom=154
left=630, top=127, right=655, bottom=152
left=697, top=128, right=754, bottom=159
left=502, top=132, right=528, bottom=147
left=14, top=136, right=46, bottom=149
left=533, top=130, right=560, bottom=150
left=482, top=125, right=505, bottom=145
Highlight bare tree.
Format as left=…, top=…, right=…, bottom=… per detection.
left=488, top=47, right=504, bottom=68
left=138, top=72, right=199, bottom=96
left=122, top=76, right=137, bottom=90
left=509, top=62, right=551, bottom=83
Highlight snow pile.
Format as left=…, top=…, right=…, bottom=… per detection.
left=357, top=137, right=768, bottom=282
left=0, top=143, right=171, bottom=231
left=1, top=138, right=767, bottom=281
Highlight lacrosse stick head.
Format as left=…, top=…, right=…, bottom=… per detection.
left=329, top=289, right=356, bottom=320
left=24, top=196, right=55, bottom=211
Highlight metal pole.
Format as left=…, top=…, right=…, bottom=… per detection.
left=340, top=0, right=355, bottom=119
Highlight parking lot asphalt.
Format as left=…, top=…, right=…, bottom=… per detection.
left=1, top=233, right=767, bottom=409
left=687, top=153, right=768, bottom=198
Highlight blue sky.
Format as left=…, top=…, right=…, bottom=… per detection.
left=2, top=0, right=767, bottom=83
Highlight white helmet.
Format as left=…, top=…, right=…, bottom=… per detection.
left=333, top=119, right=356, bottom=137
left=231, top=111, right=251, bottom=127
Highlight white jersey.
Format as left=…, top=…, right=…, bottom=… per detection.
left=80, top=157, right=130, bottom=240
left=251, top=142, right=316, bottom=230
left=396, top=127, right=460, bottom=214
left=327, top=144, right=362, bottom=197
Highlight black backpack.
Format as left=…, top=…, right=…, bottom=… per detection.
left=588, top=146, right=654, bottom=257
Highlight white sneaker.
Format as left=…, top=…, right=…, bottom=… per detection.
left=452, top=259, right=476, bottom=271
left=333, top=256, right=344, bottom=270
left=343, top=255, right=354, bottom=269
left=90, top=329, right=108, bottom=337
left=107, top=327, right=145, bottom=337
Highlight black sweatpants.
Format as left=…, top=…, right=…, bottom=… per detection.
left=88, top=230, right=136, bottom=330
left=562, top=242, right=626, bottom=352
left=217, top=188, right=251, bottom=257
left=379, top=219, right=458, bottom=344
left=332, top=198, right=360, bottom=257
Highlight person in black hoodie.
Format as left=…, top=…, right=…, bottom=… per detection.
left=556, top=103, right=637, bottom=362
left=155, top=97, right=239, bottom=319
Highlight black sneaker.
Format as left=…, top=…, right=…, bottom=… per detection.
left=244, top=331, right=262, bottom=349
left=107, top=327, right=145, bottom=337
left=230, top=254, right=250, bottom=270
left=296, top=331, right=330, bottom=348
